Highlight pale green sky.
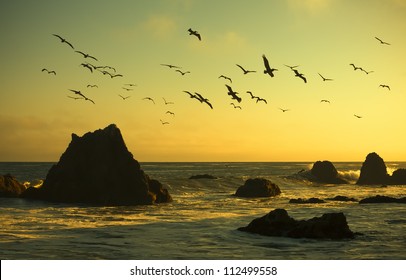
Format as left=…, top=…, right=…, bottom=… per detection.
left=0, top=0, right=405, bottom=162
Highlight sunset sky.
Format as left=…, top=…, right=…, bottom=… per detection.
left=1, top=0, right=405, bottom=162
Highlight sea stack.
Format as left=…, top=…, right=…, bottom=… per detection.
left=0, top=174, right=26, bottom=197
left=22, top=124, right=172, bottom=205
left=356, top=152, right=389, bottom=185
left=235, top=178, right=281, bottom=197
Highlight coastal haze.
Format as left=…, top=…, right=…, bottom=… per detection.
left=1, top=0, right=406, bottom=162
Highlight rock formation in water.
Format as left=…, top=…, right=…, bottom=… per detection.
left=289, top=197, right=326, bottom=204
left=235, top=178, right=281, bottom=197
left=326, top=195, right=358, bottom=202
left=189, top=174, right=218, bottom=179
left=356, top=152, right=389, bottom=185
left=389, top=169, right=406, bottom=185
left=288, top=161, right=347, bottom=184
left=0, top=174, right=26, bottom=197
left=238, top=208, right=355, bottom=239
left=359, top=195, right=406, bottom=204
left=21, top=124, right=172, bottom=205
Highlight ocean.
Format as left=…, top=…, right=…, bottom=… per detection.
left=0, top=162, right=405, bottom=260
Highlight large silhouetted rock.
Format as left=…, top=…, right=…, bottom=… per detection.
left=0, top=174, right=26, bottom=197
left=310, top=161, right=348, bottom=184
left=356, top=153, right=389, bottom=185
left=238, top=209, right=355, bottom=239
left=359, top=195, right=406, bottom=204
left=235, top=178, right=281, bottom=197
left=21, top=124, right=172, bottom=205
left=389, top=169, right=406, bottom=185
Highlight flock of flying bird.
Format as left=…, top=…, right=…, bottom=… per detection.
left=42, top=31, right=393, bottom=124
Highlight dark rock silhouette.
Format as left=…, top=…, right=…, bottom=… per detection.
left=390, top=169, right=406, bottom=185
left=0, top=174, right=26, bottom=197
left=359, top=195, right=406, bottom=204
left=238, top=209, right=355, bottom=239
left=189, top=174, right=218, bottom=179
left=21, top=124, right=172, bottom=205
left=326, top=195, right=358, bottom=202
left=356, top=152, right=389, bottom=185
left=289, top=197, right=326, bottom=204
left=287, top=161, right=347, bottom=184
left=235, top=178, right=281, bottom=197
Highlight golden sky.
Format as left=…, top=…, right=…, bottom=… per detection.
left=1, top=0, right=405, bottom=162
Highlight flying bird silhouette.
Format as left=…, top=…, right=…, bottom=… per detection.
left=176, top=69, right=191, bottom=75
left=161, top=64, right=181, bottom=69
left=262, top=55, right=278, bottom=77
left=320, top=99, right=331, bottom=103
left=188, top=28, right=201, bottom=40
left=361, top=69, right=374, bottom=75
left=68, top=89, right=95, bottom=104
left=279, top=108, right=289, bottom=112
left=87, top=84, right=98, bottom=88
left=118, top=94, right=131, bottom=100
left=163, top=98, right=174, bottom=105
left=194, top=92, right=213, bottom=109
left=183, top=90, right=201, bottom=102
left=236, top=64, right=256, bottom=74
left=166, top=111, right=175, bottom=116
left=143, top=97, right=155, bottom=104
left=42, top=68, right=56, bottom=75
left=218, top=75, right=232, bottom=83
left=354, top=114, right=362, bottom=118
left=80, top=63, right=94, bottom=73
left=375, top=37, right=390, bottom=45
left=225, top=85, right=242, bottom=103
left=293, top=69, right=307, bottom=83
left=256, top=97, right=267, bottom=104
left=349, top=63, right=362, bottom=71
left=75, top=50, right=98, bottom=61
left=379, top=84, right=391, bottom=90
left=52, top=34, right=74, bottom=49
left=246, top=91, right=258, bottom=99
left=124, top=83, right=137, bottom=87
left=318, top=73, right=333, bottom=81
left=160, top=119, right=170, bottom=125
left=284, top=64, right=299, bottom=70
left=122, top=87, right=133, bottom=91
left=110, top=73, right=123, bottom=78
left=230, top=103, right=242, bottom=109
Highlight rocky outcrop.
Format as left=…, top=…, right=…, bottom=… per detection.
left=235, top=178, right=281, bottom=198
left=189, top=174, right=218, bottom=179
left=21, top=124, right=172, bottom=205
left=356, top=153, right=389, bottom=185
left=238, top=209, right=355, bottom=239
left=359, top=195, right=406, bottom=204
left=288, top=161, right=347, bottom=184
left=289, top=197, right=326, bottom=204
left=0, top=174, right=26, bottom=197
left=326, top=195, right=358, bottom=202
left=389, top=169, right=406, bottom=185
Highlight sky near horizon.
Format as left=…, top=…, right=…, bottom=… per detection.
left=0, top=0, right=405, bottom=162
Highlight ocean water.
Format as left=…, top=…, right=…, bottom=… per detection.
left=0, top=162, right=405, bottom=260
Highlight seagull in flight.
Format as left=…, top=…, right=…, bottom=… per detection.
left=379, top=84, right=391, bottom=90
left=349, top=63, right=362, bottom=71
left=160, top=119, right=170, bottom=125
left=262, top=55, right=278, bottom=77
left=52, top=34, right=74, bottom=49
left=122, top=87, right=133, bottom=91
left=183, top=90, right=201, bottom=102
left=87, top=84, right=98, bottom=88
left=354, top=114, right=362, bottom=118
left=292, top=69, right=307, bottom=83
left=279, top=108, right=289, bottom=112
left=166, top=111, right=175, bottom=116
left=118, top=94, right=131, bottom=100
left=161, top=64, right=181, bottom=69
left=375, top=37, right=390, bottom=45
left=318, top=73, right=333, bottom=81
left=188, top=28, right=201, bottom=40
left=225, top=84, right=242, bottom=103
left=320, top=99, right=330, bottom=103
left=236, top=64, right=256, bottom=74
left=176, top=69, right=191, bottom=75
left=219, top=75, right=232, bottom=83
left=163, top=98, right=174, bottom=105
left=194, top=92, right=213, bottom=109
left=42, top=68, right=56, bottom=75
left=80, top=63, right=94, bottom=73
left=75, top=50, right=98, bottom=61
left=69, top=89, right=95, bottom=104
left=143, top=97, right=155, bottom=104
left=230, top=103, right=242, bottom=109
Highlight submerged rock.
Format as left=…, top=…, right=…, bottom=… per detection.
left=189, top=174, right=218, bottom=179
left=326, top=195, right=358, bottom=202
left=359, top=195, right=406, bottom=204
left=0, top=174, right=26, bottom=197
left=21, top=124, right=172, bottom=205
left=289, top=197, right=326, bottom=204
left=235, top=178, right=281, bottom=198
left=238, top=208, right=355, bottom=239
left=356, top=152, right=389, bottom=185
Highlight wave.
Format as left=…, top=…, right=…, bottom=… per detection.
left=337, top=170, right=360, bottom=183
left=23, top=179, right=43, bottom=189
